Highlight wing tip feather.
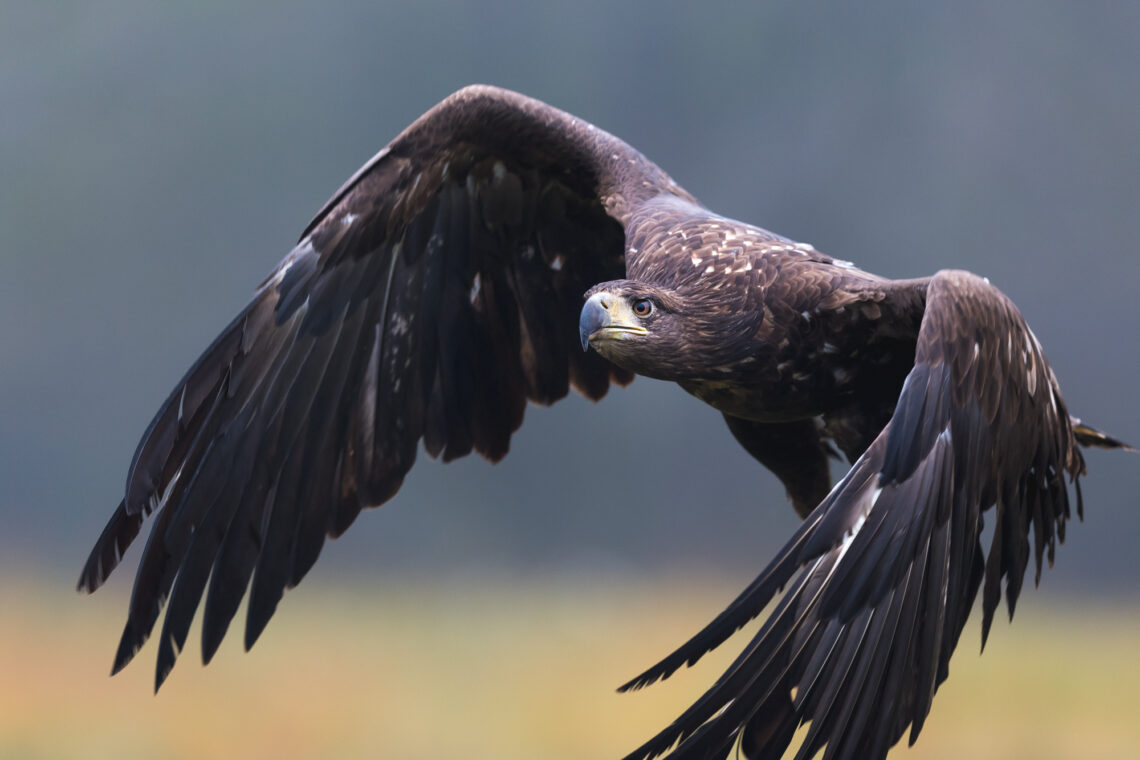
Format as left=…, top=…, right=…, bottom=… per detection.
left=78, top=499, right=142, bottom=594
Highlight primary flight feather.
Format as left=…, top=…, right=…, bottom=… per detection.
left=79, top=85, right=1130, bottom=760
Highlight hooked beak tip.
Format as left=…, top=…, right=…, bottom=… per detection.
left=579, top=295, right=608, bottom=353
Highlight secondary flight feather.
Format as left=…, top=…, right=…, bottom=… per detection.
left=79, top=85, right=1130, bottom=760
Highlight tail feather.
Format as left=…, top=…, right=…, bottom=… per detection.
left=1070, top=418, right=1135, bottom=451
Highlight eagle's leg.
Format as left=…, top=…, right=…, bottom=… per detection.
left=722, top=414, right=835, bottom=519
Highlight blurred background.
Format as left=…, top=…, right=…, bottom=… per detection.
left=2, top=1, right=1139, bottom=758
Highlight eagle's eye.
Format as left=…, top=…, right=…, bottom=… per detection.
left=632, top=298, right=654, bottom=318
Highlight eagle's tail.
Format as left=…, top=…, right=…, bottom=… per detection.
left=1070, top=417, right=1135, bottom=451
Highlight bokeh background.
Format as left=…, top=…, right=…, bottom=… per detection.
left=3, top=1, right=1139, bottom=758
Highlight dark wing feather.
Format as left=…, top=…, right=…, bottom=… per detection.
left=78, top=85, right=698, bottom=687
left=622, top=269, right=1086, bottom=760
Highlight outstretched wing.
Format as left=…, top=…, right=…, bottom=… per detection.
left=622, top=269, right=1087, bottom=760
left=78, top=85, right=695, bottom=689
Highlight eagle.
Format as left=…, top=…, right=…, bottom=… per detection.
left=79, top=85, right=1129, bottom=760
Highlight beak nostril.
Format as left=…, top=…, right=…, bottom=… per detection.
left=600, top=297, right=611, bottom=310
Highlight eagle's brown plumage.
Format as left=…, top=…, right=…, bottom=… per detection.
left=79, top=85, right=1128, bottom=760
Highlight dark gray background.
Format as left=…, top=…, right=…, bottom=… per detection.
left=3, top=1, right=1138, bottom=595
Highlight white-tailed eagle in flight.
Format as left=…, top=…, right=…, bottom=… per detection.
left=79, top=85, right=1131, bottom=760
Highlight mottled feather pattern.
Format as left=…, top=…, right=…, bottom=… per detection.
left=621, top=271, right=1088, bottom=760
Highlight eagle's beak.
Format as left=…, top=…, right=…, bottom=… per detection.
left=579, top=292, right=647, bottom=351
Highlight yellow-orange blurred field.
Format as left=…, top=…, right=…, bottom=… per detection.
left=2, top=574, right=1138, bottom=760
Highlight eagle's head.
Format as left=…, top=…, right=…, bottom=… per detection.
left=579, top=279, right=717, bottom=381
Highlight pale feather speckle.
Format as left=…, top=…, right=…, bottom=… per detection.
left=837, top=504, right=872, bottom=560
left=469, top=272, right=482, bottom=304
left=390, top=314, right=410, bottom=337
left=271, top=239, right=316, bottom=287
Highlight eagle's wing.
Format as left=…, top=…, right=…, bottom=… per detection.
left=622, top=269, right=1086, bottom=760
left=78, top=85, right=694, bottom=689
